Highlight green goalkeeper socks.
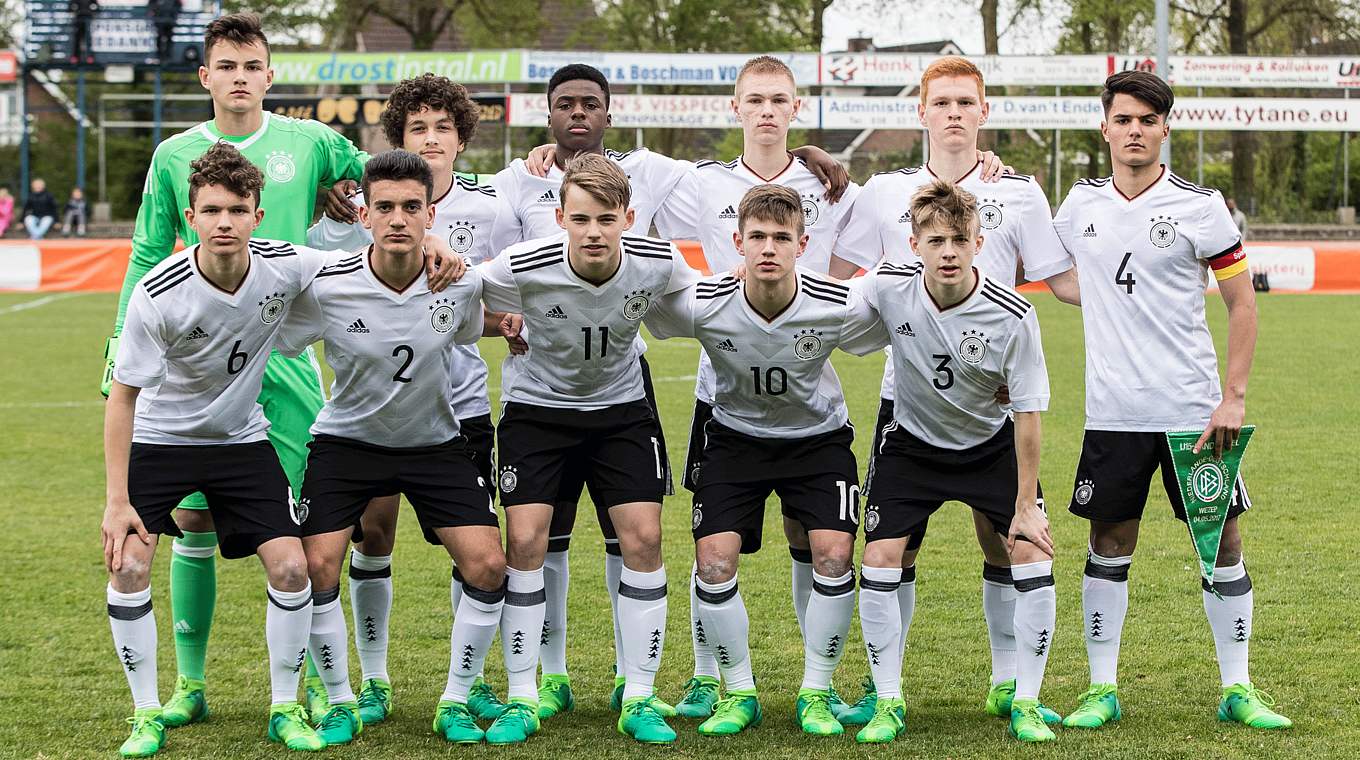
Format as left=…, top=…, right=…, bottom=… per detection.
left=170, top=531, right=218, bottom=682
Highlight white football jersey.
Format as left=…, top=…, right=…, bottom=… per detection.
left=115, top=239, right=330, bottom=445
left=307, top=173, right=517, bottom=420
left=275, top=252, right=484, bottom=448
left=491, top=148, right=690, bottom=239
left=836, top=163, right=1073, bottom=401
left=653, top=154, right=870, bottom=404
left=1054, top=168, right=1244, bottom=431
left=646, top=269, right=886, bottom=439
left=860, top=263, right=1050, bottom=450
left=479, top=233, right=700, bottom=410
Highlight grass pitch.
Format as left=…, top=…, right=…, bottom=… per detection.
left=1, top=290, right=1356, bottom=759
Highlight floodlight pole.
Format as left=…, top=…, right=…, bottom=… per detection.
left=1156, top=0, right=1171, bottom=168
left=76, top=68, right=87, bottom=193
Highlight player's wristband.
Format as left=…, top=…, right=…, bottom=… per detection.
left=101, top=335, right=119, bottom=398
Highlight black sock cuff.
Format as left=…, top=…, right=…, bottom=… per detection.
left=505, top=586, right=546, bottom=606
left=1202, top=570, right=1252, bottom=597
left=311, top=586, right=341, bottom=606
left=548, top=535, right=572, bottom=553
left=982, top=562, right=1013, bottom=585
left=694, top=579, right=738, bottom=605
left=1014, top=575, right=1055, bottom=592
left=604, top=538, right=621, bottom=557
left=350, top=558, right=392, bottom=581
left=859, top=573, right=901, bottom=593
left=813, top=575, right=856, bottom=597
left=267, top=590, right=311, bottom=611
left=901, top=565, right=917, bottom=584
left=619, top=581, right=668, bottom=601
left=461, top=580, right=507, bottom=605
left=1084, top=558, right=1130, bottom=582
left=107, top=599, right=153, bottom=620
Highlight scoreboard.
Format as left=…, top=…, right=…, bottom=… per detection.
left=24, top=0, right=221, bottom=69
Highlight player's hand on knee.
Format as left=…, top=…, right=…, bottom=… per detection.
left=526, top=144, right=557, bottom=177
left=102, top=501, right=149, bottom=572
left=977, top=150, right=1015, bottom=181
left=1008, top=502, right=1053, bottom=558
left=325, top=179, right=360, bottom=223
left=1194, top=397, right=1245, bottom=456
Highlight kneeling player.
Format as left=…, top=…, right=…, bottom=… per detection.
left=855, top=180, right=1058, bottom=743
left=278, top=151, right=508, bottom=745
left=476, top=154, right=698, bottom=744
left=644, top=185, right=886, bottom=737
left=101, top=144, right=344, bottom=757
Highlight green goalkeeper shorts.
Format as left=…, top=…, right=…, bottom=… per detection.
left=175, top=348, right=324, bottom=511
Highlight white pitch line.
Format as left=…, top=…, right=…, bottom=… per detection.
left=0, top=292, right=84, bottom=315
left=0, top=400, right=103, bottom=409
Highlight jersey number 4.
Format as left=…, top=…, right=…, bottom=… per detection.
left=1115, top=251, right=1137, bottom=294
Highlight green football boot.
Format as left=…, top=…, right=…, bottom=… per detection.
left=618, top=696, right=677, bottom=744
left=537, top=674, right=575, bottom=719
left=1062, top=683, right=1121, bottom=729
left=485, top=698, right=540, bottom=745
left=1010, top=698, right=1057, bottom=743
left=855, top=697, right=906, bottom=744
left=267, top=702, right=325, bottom=751
left=433, top=701, right=484, bottom=744
left=834, top=676, right=877, bottom=726
left=985, top=679, right=1062, bottom=724
left=796, top=688, right=844, bottom=736
left=302, top=675, right=329, bottom=725
left=315, top=702, right=362, bottom=746
left=697, top=691, right=762, bottom=736
left=467, top=676, right=507, bottom=720
left=160, top=675, right=209, bottom=728
left=677, top=676, right=721, bottom=718
left=355, top=678, right=392, bottom=725
left=609, top=670, right=676, bottom=716
left=1218, top=683, right=1292, bottom=730
left=119, top=709, right=166, bottom=758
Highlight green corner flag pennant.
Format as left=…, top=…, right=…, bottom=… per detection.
left=1165, top=426, right=1255, bottom=594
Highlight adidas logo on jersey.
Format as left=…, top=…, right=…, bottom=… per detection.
left=714, top=338, right=737, bottom=353
left=897, top=210, right=912, bottom=223
left=1082, top=224, right=1097, bottom=238
left=717, top=205, right=738, bottom=220
left=186, top=326, right=210, bottom=341
left=896, top=322, right=915, bottom=337
left=537, top=190, right=557, bottom=203
left=544, top=305, right=567, bottom=319
left=346, top=319, right=371, bottom=334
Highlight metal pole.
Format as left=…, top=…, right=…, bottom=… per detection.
left=19, top=63, right=29, bottom=203
left=76, top=69, right=87, bottom=192
left=1156, top=0, right=1171, bottom=168
left=1197, top=86, right=1204, bottom=185
left=634, top=84, right=643, bottom=150
left=1345, top=89, right=1351, bottom=209
left=99, top=95, right=107, bottom=202
left=502, top=82, right=511, bottom=168
left=153, top=68, right=163, bottom=146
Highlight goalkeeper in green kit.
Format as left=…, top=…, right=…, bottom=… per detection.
left=102, top=13, right=369, bottom=731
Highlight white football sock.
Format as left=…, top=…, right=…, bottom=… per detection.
left=443, top=579, right=505, bottom=703
left=983, top=562, right=1018, bottom=686
left=898, top=565, right=917, bottom=659
left=801, top=570, right=855, bottom=691
left=858, top=566, right=903, bottom=700
left=348, top=550, right=392, bottom=684
left=501, top=566, right=546, bottom=702
left=1083, top=547, right=1131, bottom=685
left=689, top=562, right=721, bottom=680
left=605, top=547, right=626, bottom=678
left=108, top=585, right=160, bottom=710
left=309, top=587, right=355, bottom=704
left=617, top=565, right=668, bottom=701
left=1203, top=560, right=1253, bottom=687
left=694, top=573, right=753, bottom=692
left=1011, top=560, right=1056, bottom=701
left=540, top=546, right=570, bottom=676
left=790, top=547, right=813, bottom=638
left=266, top=582, right=313, bottom=706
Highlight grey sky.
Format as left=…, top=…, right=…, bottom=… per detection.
left=821, top=1, right=1065, bottom=55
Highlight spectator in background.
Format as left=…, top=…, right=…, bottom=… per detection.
left=23, top=178, right=58, bottom=239
left=62, top=187, right=88, bottom=237
left=1227, top=197, right=1247, bottom=240
left=0, top=187, right=14, bottom=237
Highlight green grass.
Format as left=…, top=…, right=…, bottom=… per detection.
left=1, top=291, right=1357, bottom=759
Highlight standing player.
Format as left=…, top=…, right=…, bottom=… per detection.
left=834, top=55, right=1076, bottom=723
left=476, top=154, right=699, bottom=744
left=644, top=185, right=888, bottom=737
left=101, top=144, right=335, bottom=758
left=281, top=151, right=509, bottom=746
left=1054, top=71, right=1290, bottom=731
left=855, top=180, right=1057, bottom=743
left=101, top=13, right=379, bottom=727
left=650, top=55, right=878, bottom=720
left=308, top=74, right=520, bottom=726
left=503, top=63, right=854, bottom=718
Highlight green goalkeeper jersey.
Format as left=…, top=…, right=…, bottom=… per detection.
left=114, top=112, right=369, bottom=331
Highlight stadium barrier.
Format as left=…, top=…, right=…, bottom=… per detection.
left=1, top=239, right=1358, bottom=293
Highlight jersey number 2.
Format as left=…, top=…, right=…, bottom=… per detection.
left=392, top=345, right=414, bottom=383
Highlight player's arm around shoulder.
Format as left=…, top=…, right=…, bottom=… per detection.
left=837, top=275, right=890, bottom=356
